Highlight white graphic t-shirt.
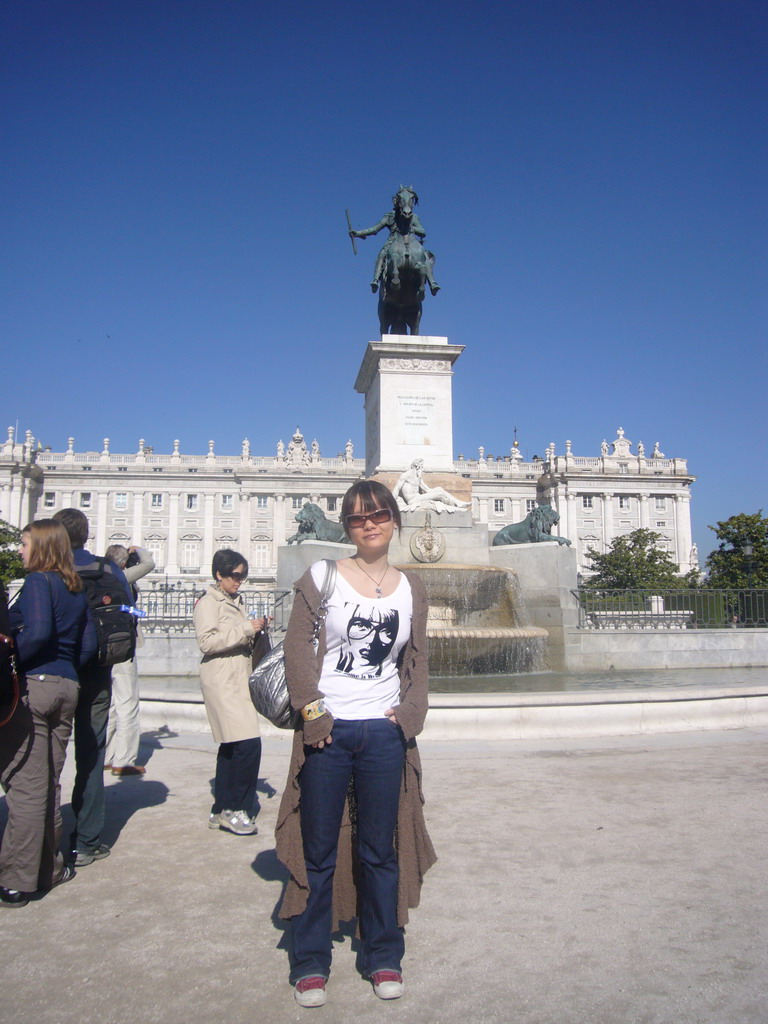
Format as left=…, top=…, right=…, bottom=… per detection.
left=310, top=561, right=413, bottom=720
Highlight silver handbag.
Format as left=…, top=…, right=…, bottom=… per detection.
left=249, top=560, right=336, bottom=729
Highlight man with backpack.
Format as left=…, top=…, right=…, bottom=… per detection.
left=53, top=509, right=133, bottom=867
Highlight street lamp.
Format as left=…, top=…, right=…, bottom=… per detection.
left=742, top=541, right=754, bottom=588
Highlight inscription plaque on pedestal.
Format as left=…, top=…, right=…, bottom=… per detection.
left=354, top=334, right=464, bottom=476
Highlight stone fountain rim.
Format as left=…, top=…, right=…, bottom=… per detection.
left=427, top=626, right=548, bottom=639
left=395, top=563, right=513, bottom=573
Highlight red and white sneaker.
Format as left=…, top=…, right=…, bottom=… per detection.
left=371, top=970, right=404, bottom=1000
left=294, top=975, right=327, bottom=1008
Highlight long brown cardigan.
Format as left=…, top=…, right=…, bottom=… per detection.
left=275, top=565, right=437, bottom=927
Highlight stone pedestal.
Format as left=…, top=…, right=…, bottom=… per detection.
left=354, top=334, right=464, bottom=476
left=490, top=542, right=579, bottom=671
left=386, top=509, right=492, bottom=566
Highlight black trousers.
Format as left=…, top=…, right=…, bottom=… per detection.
left=70, top=663, right=112, bottom=854
left=212, top=737, right=262, bottom=814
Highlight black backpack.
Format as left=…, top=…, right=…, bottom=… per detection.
left=77, top=558, right=137, bottom=666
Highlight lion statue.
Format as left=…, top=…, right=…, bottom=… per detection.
left=492, top=504, right=572, bottom=547
left=287, top=502, right=350, bottom=545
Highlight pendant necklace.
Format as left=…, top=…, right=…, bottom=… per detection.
left=354, top=558, right=389, bottom=598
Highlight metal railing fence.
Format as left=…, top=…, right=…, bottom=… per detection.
left=139, top=583, right=292, bottom=634
left=573, top=589, right=768, bottom=630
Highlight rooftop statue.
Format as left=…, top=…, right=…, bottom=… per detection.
left=348, top=186, right=440, bottom=335
left=393, top=459, right=469, bottom=514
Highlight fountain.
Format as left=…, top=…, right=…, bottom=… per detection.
left=399, top=563, right=548, bottom=676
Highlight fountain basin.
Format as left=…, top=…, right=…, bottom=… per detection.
left=400, top=562, right=549, bottom=675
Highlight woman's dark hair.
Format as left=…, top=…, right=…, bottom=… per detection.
left=212, top=548, right=249, bottom=580
left=341, top=480, right=401, bottom=532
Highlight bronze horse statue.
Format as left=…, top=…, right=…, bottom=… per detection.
left=350, top=186, right=440, bottom=335
left=377, top=233, right=437, bottom=335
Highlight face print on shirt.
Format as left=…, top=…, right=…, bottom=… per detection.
left=335, top=603, right=400, bottom=679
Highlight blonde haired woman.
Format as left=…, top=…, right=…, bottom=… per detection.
left=0, top=520, right=95, bottom=906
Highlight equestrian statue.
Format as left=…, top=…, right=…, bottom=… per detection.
left=348, top=186, right=440, bottom=335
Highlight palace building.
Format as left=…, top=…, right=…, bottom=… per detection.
left=0, top=424, right=696, bottom=582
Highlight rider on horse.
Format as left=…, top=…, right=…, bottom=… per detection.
left=350, top=186, right=441, bottom=296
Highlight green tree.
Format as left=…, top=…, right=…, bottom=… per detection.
left=583, top=529, right=688, bottom=590
left=703, top=511, right=768, bottom=589
left=0, top=519, right=24, bottom=589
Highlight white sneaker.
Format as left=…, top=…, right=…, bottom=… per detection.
left=219, top=810, right=258, bottom=835
left=372, top=970, right=403, bottom=1000
left=208, top=812, right=221, bottom=829
left=294, top=976, right=327, bottom=1007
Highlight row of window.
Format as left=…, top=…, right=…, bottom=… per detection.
left=493, top=499, right=536, bottom=514
left=489, top=497, right=669, bottom=514
left=45, top=489, right=670, bottom=518
left=580, top=496, right=667, bottom=511
left=118, top=538, right=274, bottom=574
left=42, top=492, right=338, bottom=513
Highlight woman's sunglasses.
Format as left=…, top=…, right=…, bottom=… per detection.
left=228, top=571, right=248, bottom=582
left=344, top=507, right=393, bottom=530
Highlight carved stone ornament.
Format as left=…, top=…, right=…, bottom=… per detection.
left=409, top=512, right=446, bottom=563
left=380, top=358, right=450, bottom=372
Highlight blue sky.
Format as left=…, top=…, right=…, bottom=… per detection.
left=2, top=0, right=765, bottom=560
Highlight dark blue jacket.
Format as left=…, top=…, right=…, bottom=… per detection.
left=10, top=571, right=96, bottom=681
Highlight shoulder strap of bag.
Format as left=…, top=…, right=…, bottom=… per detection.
left=311, top=559, right=337, bottom=642
left=319, top=558, right=337, bottom=602
left=76, top=557, right=107, bottom=579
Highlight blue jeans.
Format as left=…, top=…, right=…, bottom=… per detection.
left=291, top=718, right=406, bottom=982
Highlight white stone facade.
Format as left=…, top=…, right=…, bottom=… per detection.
left=0, top=425, right=695, bottom=582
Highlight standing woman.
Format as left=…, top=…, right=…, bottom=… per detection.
left=0, top=520, right=95, bottom=906
left=276, top=480, right=436, bottom=1008
left=193, top=549, right=267, bottom=835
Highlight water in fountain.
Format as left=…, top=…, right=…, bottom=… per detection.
left=398, top=563, right=549, bottom=676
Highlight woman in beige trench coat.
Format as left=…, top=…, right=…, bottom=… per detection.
left=193, top=549, right=267, bottom=835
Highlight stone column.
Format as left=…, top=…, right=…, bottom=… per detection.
left=96, top=491, right=109, bottom=553
left=6, top=474, right=23, bottom=530
left=132, top=492, right=144, bottom=546
left=0, top=482, right=10, bottom=524
left=273, top=492, right=287, bottom=547
left=638, top=493, right=650, bottom=529
left=602, top=492, right=614, bottom=550
left=674, top=493, right=693, bottom=572
left=565, top=490, right=577, bottom=542
left=167, top=493, right=180, bottom=575
left=238, top=492, right=251, bottom=562
left=203, top=493, right=215, bottom=570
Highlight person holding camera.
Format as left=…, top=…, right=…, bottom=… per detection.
left=104, top=544, right=155, bottom=777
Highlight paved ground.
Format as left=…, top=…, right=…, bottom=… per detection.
left=2, top=726, right=767, bottom=1024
